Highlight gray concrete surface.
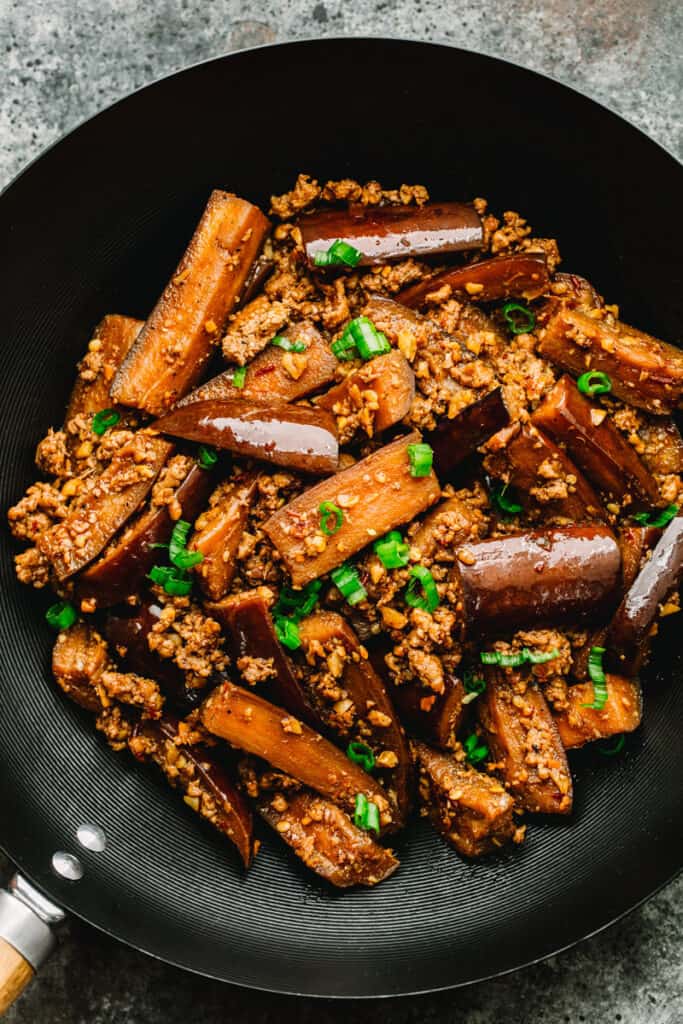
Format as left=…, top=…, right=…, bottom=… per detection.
left=1, top=0, right=681, bottom=1020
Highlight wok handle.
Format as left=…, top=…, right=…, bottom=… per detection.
left=0, top=875, right=65, bottom=1015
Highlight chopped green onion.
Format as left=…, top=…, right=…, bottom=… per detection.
left=582, top=646, right=608, bottom=709
left=273, top=580, right=322, bottom=622
left=148, top=565, right=193, bottom=596
left=314, top=239, right=363, bottom=268
left=373, top=530, right=410, bottom=569
left=353, top=793, right=380, bottom=834
left=168, top=519, right=203, bottom=570
left=404, top=565, right=439, bottom=612
left=498, top=651, right=527, bottom=667
left=334, top=317, right=391, bottom=362
left=480, top=652, right=500, bottom=665
left=463, top=669, right=486, bottom=695
left=479, top=648, right=560, bottom=667
left=489, top=482, right=523, bottom=518
left=91, top=408, right=120, bottom=436
left=232, top=366, right=247, bottom=388
left=347, top=741, right=375, bottom=772
left=633, top=503, right=678, bottom=528
left=598, top=734, right=626, bottom=757
left=197, top=445, right=218, bottom=469
left=271, top=336, right=307, bottom=353
left=524, top=647, right=561, bottom=665
left=319, top=500, right=344, bottom=536
left=173, top=548, right=204, bottom=570
left=576, top=370, right=612, bottom=396
left=463, top=733, right=489, bottom=766
left=274, top=617, right=301, bottom=651
left=330, top=564, right=367, bottom=606
left=331, top=333, right=359, bottom=361
left=45, top=601, right=77, bottom=631
left=407, top=443, right=433, bottom=478
left=502, top=302, right=536, bottom=335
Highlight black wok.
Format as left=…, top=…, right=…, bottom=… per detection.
left=0, top=37, right=681, bottom=1000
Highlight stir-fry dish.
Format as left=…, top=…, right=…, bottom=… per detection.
left=8, top=175, right=683, bottom=888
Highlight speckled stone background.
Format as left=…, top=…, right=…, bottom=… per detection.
left=1, top=1, right=681, bottom=1021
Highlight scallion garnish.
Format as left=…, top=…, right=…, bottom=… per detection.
left=197, top=445, right=218, bottom=469
left=319, top=501, right=344, bottom=536
left=169, top=520, right=203, bottom=570
left=271, top=336, right=307, bottom=353
left=582, top=646, right=608, bottom=709
left=314, top=239, right=363, bottom=268
left=353, top=793, right=381, bottom=834
left=232, top=366, right=247, bottom=389
left=330, top=564, right=367, bottom=606
left=633, top=504, right=678, bottom=528
left=489, top=482, right=523, bottom=518
left=463, top=733, right=489, bottom=766
left=576, top=370, right=612, bottom=396
left=148, top=565, right=193, bottom=596
left=45, top=601, right=78, bottom=631
left=598, top=734, right=626, bottom=757
left=479, top=648, right=560, bottom=667
left=463, top=669, right=486, bottom=695
left=407, top=442, right=433, bottom=478
left=332, top=317, right=391, bottom=362
left=502, top=302, right=536, bottom=335
left=404, top=565, right=439, bottom=612
left=273, top=580, right=322, bottom=622
left=373, top=530, right=410, bottom=569
left=274, top=617, right=302, bottom=651
left=91, top=408, right=120, bottom=436
left=330, top=333, right=359, bottom=361
left=347, top=741, right=375, bottom=772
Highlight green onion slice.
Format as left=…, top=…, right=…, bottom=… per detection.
left=319, top=500, right=344, bottom=536
left=274, top=617, right=301, bottom=651
left=330, top=333, right=359, bottom=361
left=463, top=669, right=486, bottom=695
left=479, top=648, right=560, bottom=667
left=502, top=302, right=536, bottom=335
left=314, top=239, right=363, bottom=268
left=489, top=482, right=523, bottom=518
left=232, top=366, right=247, bottom=389
left=463, top=733, right=489, bottom=766
left=271, top=336, right=307, bottom=353
left=273, top=580, right=322, bottom=623
left=404, top=565, right=439, bottom=612
left=632, top=503, right=678, bottom=528
left=91, top=408, right=120, bottom=436
left=197, top=445, right=218, bottom=469
left=168, top=520, right=203, bottom=569
left=148, top=565, right=193, bottom=596
left=347, top=741, right=375, bottom=772
left=598, top=734, right=626, bottom=757
left=45, top=601, right=78, bottom=631
left=330, top=564, right=367, bottom=606
left=407, top=442, right=433, bottom=478
left=373, top=530, right=410, bottom=569
left=333, top=317, right=391, bottom=362
left=576, top=370, right=612, bottom=396
left=582, top=646, right=608, bottom=709
left=353, top=792, right=381, bottom=834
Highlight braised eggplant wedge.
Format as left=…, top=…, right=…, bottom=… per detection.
left=78, top=459, right=212, bottom=608
left=538, top=309, right=683, bottom=414
left=39, top=432, right=173, bottom=580
left=263, top=432, right=440, bottom=587
left=300, top=201, right=483, bottom=267
left=190, top=472, right=258, bottom=601
left=414, top=741, right=516, bottom=856
left=201, top=681, right=397, bottom=832
left=52, top=622, right=110, bottom=713
left=397, top=252, right=549, bottom=309
left=297, top=611, right=413, bottom=822
left=154, top=398, right=339, bottom=476
left=178, top=322, right=337, bottom=407
left=426, top=387, right=510, bottom=478
left=130, top=716, right=255, bottom=868
left=390, top=674, right=466, bottom=751
left=65, top=314, right=143, bottom=427
left=316, top=349, right=415, bottom=441
left=554, top=675, right=642, bottom=749
left=479, top=669, right=573, bottom=814
left=111, top=191, right=270, bottom=415
left=531, top=375, right=662, bottom=508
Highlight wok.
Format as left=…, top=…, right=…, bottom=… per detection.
left=0, top=37, right=681, bottom=1005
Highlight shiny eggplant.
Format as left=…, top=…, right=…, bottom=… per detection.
left=52, top=622, right=110, bottom=713
left=554, top=675, right=642, bottom=749
left=190, top=472, right=258, bottom=601
left=235, top=253, right=275, bottom=310
left=316, top=349, right=415, bottom=440
left=390, top=673, right=466, bottom=751
left=426, top=387, right=510, bottom=478
left=396, top=252, right=549, bottom=309
left=64, top=314, right=143, bottom=429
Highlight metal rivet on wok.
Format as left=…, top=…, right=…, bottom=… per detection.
left=76, top=823, right=106, bottom=853
left=51, top=851, right=84, bottom=881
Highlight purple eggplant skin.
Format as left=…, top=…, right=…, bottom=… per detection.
left=234, top=253, right=275, bottom=310
left=396, top=252, right=550, bottom=309
left=153, top=398, right=339, bottom=476
left=300, top=201, right=483, bottom=267
left=390, top=673, right=467, bottom=751
left=455, top=526, right=622, bottom=634
left=607, top=515, right=683, bottom=675
left=426, top=387, right=510, bottom=478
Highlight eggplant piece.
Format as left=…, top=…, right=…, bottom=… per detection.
left=316, top=349, right=415, bottom=440
left=537, top=309, right=683, bottom=414
left=455, top=526, right=621, bottom=634
left=253, top=786, right=398, bottom=888
left=38, top=432, right=173, bottom=580
left=300, top=201, right=483, bottom=267
left=297, top=611, right=413, bottom=823
left=65, top=314, right=143, bottom=426
left=235, top=253, right=275, bottom=310
left=178, top=321, right=337, bottom=407
left=209, top=587, right=321, bottom=728
left=111, top=191, right=270, bottom=415
left=131, top=716, right=254, bottom=868
left=201, top=681, right=397, bottom=832
left=639, top=419, right=683, bottom=476
left=78, top=461, right=212, bottom=608
left=189, top=472, right=258, bottom=601
left=263, top=431, right=441, bottom=587
left=531, top=376, right=662, bottom=508
left=479, top=669, right=573, bottom=814
left=410, top=494, right=484, bottom=565
left=554, top=675, right=642, bottom=749
left=607, top=515, right=683, bottom=674
left=396, top=252, right=549, bottom=309
left=153, top=398, right=338, bottom=476
left=484, top=422, right=606, bottom=523
left=52, top=622, right=109, bottom=712
left=413, top=741, right=516, bottom=856
left=426, top=387, right=510, bottom=478
left=363, top=294, right=473, bottom=366
left=390, top=674, right=466, bottom=751
left=535, top=273, right=602, bottom=326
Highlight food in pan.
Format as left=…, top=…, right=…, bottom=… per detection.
left=9, top=175, right=682, bottom=888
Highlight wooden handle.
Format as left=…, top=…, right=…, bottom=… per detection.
left=0, top=937, right=33, bottom=1016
